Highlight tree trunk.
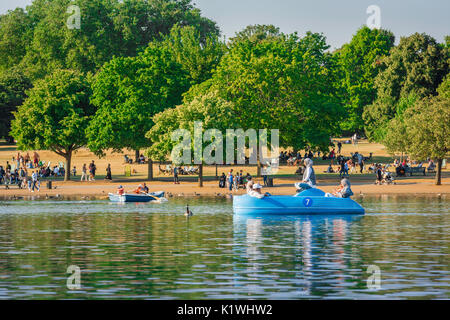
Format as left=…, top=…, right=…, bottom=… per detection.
left=198, top=163, right=203, bottom=187
left=135, top=149, right=140, bottom=163
left=215, top=164, right=218, bottom=180
left=64, top=152, right=72, bottom=181
left=435, top=158, right=442, bottom=185
left=147, top=159, right=153, bottom=181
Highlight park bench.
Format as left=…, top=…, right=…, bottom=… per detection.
left=405, top=166, right=426, bottom=176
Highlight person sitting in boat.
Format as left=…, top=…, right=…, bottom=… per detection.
left=117, top=185, right=125, bottom=195
left=332, top=178, right=354, bottom=198
left=247, top=183, right=268, bottom=199
left=246, top=176, right=254, bottom=191
left=134, top=184, right=144, bottom=194
left=142, top=183, right=149, bottom=193
left=294, top=158, right=317, bottom=192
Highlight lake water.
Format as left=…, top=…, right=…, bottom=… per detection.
left=0, top=196, right=448, bottom=299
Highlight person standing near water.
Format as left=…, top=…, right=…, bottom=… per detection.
left=227, top=170, right=234, bottom=191
left=173, top=166, right=179, bottom=184
left=105, top=164, right=112, bottom=180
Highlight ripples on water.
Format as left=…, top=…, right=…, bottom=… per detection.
left=0, top=196, right=448, bottom=299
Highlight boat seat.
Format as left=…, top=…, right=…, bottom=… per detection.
left=294, top=188, right=326, bottom=197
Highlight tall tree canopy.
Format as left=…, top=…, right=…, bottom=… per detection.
left=335, top=26, right=395, bottom=133
left=147, top=91, right=235, bottom=185
left=86, top=25, right=224, bottom=159
left=383, top=76, right=449, bottom=185
left=203, top=28, right=344, bottom=152
left=0, top=0, right=219, bottom=80
left=0, top=69, right=32, bottom=142
left=363, top=33, right=449, bottom=141
left=10, top=69, right=94, bottom=181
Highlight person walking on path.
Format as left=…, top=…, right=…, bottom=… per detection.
left=88, top=161, right=96, bottom=181
left=337, top=141, right=342, bottom=154
left=81, top=164, right=88, bottom=181
left=31, top=171, right=39, bottom=192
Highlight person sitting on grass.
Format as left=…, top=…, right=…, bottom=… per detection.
left=324, top=164, right=334, bottom=173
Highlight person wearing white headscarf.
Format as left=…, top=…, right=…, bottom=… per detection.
left=326, top=178, right=354, bottom=198
left=294, top=158, right=317, bottom=191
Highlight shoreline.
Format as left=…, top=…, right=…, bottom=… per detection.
left=1, top=177, right=448, bottom=200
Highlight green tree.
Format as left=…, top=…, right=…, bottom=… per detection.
left=335, top=26, right=395, bottom=133
left=10, top=70, right=94, bottom=181
left=0, top=0, right=219, bottom=80
left=211, top=29, right=344, bottom=153
left=405, top=94, right=449, bottom=185
left=0, top=69, right=32, bottom=142
left=147, top=91, right=235, bottom=186
left=383, top=77, right=449, bottom=185
left=86, top=44, right=189, bottom=161
left=364, top=33, right=449, bottom=141
left=0, top=8, right=33, bottom=72
left=87, top=24, right=224, bottom=163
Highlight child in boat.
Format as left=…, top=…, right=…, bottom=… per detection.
left=117, top=185, right=124, bottom=195
left=294, top=158, right=316, bottom=192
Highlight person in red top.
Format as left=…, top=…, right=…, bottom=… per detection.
left=117, top=185, right=125, bottom=195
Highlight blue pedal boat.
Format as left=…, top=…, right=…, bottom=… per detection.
left=233, top=188, right=364, bottom=215
left=108, top=191, right=165, bottom=203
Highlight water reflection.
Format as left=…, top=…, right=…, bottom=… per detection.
left=0, top=196, right=448, bottom=299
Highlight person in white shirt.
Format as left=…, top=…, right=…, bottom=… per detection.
left=247, top=183, right=267, bottom=199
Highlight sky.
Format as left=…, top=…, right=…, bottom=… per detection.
left=1, top=0, right=449, bottom=50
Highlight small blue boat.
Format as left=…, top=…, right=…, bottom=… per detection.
left=233, top=188, right=364, bottom=215
left=108, top=191, right=165, bottom=203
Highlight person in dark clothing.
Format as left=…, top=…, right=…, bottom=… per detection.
left=105, top=164, right=112, bottom=180
left=173, top=166, right=179, bottom=184
left=219, top=173, right=226, bottom=188
left=375, top=164, right=383, bottom=184
left=337, top=141, right=342, bottom=154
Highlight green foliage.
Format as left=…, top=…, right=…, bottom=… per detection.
left=0, top=68, right=32, bottom=141
left=404, top=95, right=449, bottom=161
left=335, top=26, right=395, bottom=133
left=146, top=90, right=234, bottom=161
left=160, top=25, right=226, bottom=85
left=86, top=44, right=189, bottom=155
left=210, top=30, right=344, bottom=151
left=86, top=23, right=224, bottom=156
left=10, top=69, right=94, bottom=180
left=0, top=8, right=33, bottom=72
left=364, top=33, right=449, bottom=141
left=229, top=24, right=282, bottom=45
left=0, top=0, right=219, bottom=80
